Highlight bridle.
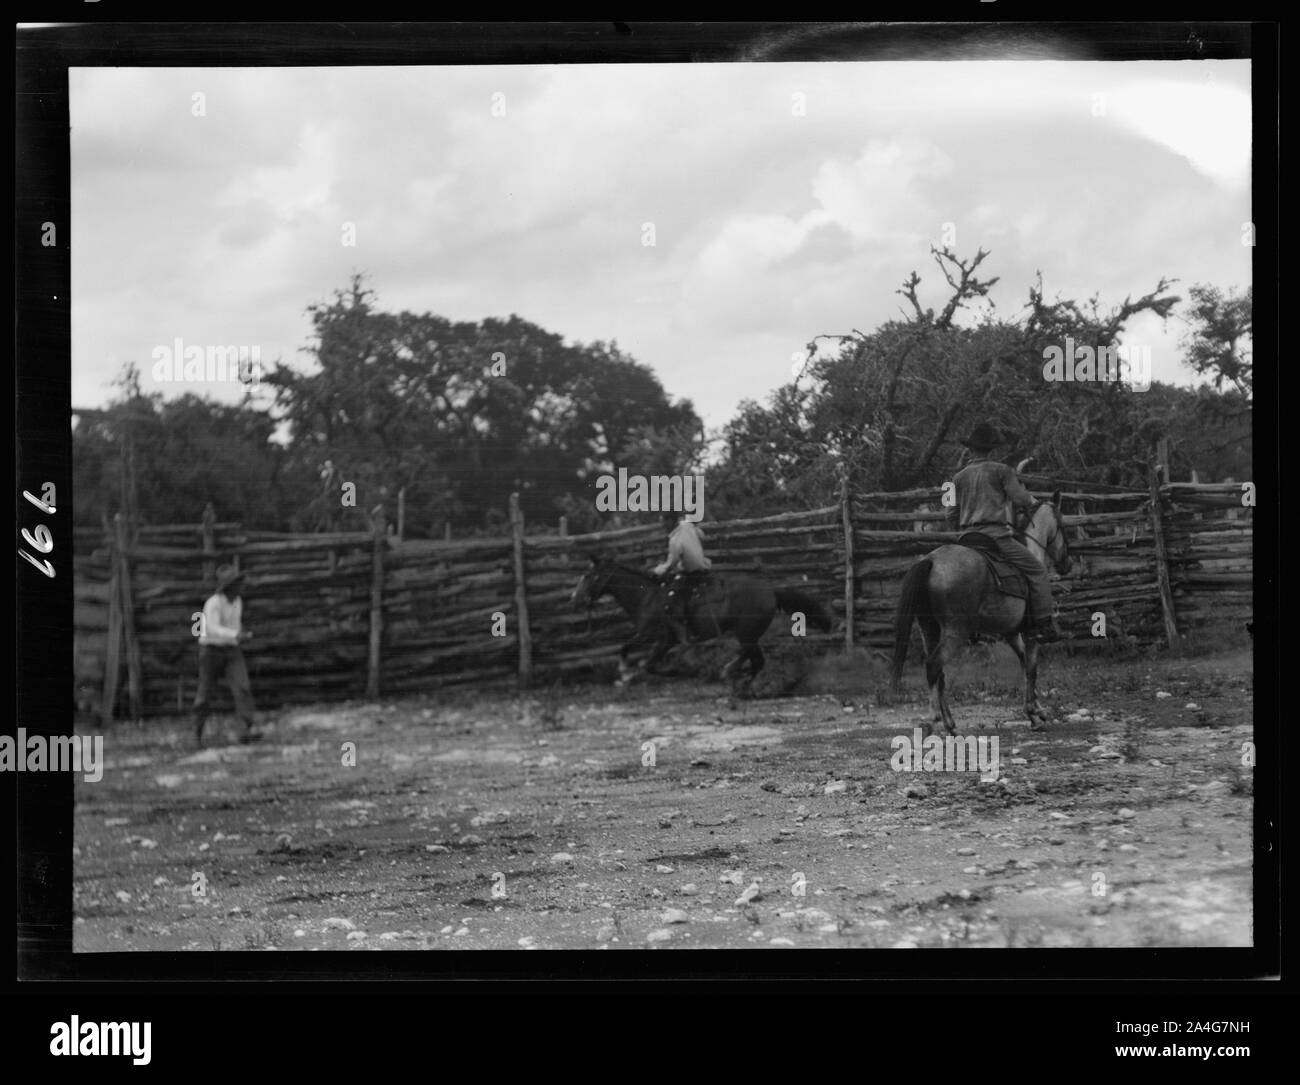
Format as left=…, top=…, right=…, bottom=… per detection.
left=1015, top=501, right=1067, bottom=571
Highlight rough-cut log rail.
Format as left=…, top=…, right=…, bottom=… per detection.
left=75, top=485, right=1251, bottom=718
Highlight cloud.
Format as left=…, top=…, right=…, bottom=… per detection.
left=1106, top=78, right=1251, bottom=192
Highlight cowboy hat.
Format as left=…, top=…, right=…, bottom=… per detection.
left=962, top=423, right=1003, bottom=453
left=215, top=564, right=245, bottom=591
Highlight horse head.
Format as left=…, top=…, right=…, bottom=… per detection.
left=1035, top=491, right=1072, bottom=576
left=571, top=552, right=615, bottom=607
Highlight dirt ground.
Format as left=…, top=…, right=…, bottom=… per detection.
left=73, top=642, right=1253, bottom=951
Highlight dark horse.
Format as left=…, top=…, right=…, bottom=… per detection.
left=890, top=497, right=1072, bottom=735
left=571, top=555, right=832, bottom=688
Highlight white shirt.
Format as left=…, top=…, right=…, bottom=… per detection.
left=200, top=591, right=243, bottom=646
left=653, top=522, right=711, bottom=575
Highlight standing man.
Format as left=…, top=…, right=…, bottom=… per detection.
left=653, top=511, right=712, bottom=642
left=946, top=423, right=1063, bottom=641
left=193, top=564, right=259, bottom=745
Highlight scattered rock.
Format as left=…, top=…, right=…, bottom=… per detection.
left=823, top=780, right=847, bottom=795
left=323, top=918, right=355, bottom=931
left=662, top=908, right=689, bottom=924
left=550, top=852, right=575, bottom=865
left=735, top=881, right=763, bottom=905
left=346, top=930, right=367, bottom=942
left=903, top=784, right=929, bottom=799
left=1155, top=691, right=1172, bottom=699
left=646, top=928, right=673, bottom=943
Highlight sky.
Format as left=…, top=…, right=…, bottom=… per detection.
left=70, top=60, right=1252, bottom=431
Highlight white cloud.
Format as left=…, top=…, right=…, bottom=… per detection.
left=1107, top=78, right=1251, bottom=191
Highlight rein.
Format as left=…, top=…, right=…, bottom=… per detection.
left=1016, top=502, right=1061, bottom=568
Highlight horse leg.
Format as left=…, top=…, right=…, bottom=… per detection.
left=641, top=630, right=677, bottom=675
left=733, top=642, right=764, bottom=698
left=1023, top=636, right=1048, bottom=730
left=617, top=638, right=640, bottom=684
left=1003, top=636, right=1045, bottom=727
left=925, top=625, right=964, bottom=737
left=919, top=621, right=945, bottom=738
left=938, top=630, right=963, bottom=736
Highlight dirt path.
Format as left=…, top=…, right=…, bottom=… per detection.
left=74, top=647, right=1253, bottom=950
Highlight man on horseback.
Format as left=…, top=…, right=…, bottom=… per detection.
left=653, top=510, right=711, bottom=642
left=946, top=423, right=1064, bottom=642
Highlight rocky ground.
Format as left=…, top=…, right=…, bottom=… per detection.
left=74, top=644, right=1253, bottom=951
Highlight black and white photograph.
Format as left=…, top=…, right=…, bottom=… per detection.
left=19, top=22, right=1268, bottom=978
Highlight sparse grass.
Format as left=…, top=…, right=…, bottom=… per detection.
left=1228, top=766, right=1253, bottom=796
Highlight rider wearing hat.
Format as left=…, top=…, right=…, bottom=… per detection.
left=193, top=563, right=260, bottom=745
left=653, top=510, right=711, bottom=641
left=946, top=423, right=1063, bottom=642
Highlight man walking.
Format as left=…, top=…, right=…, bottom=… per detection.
left=193, top=564, right=260, bottom=745
left=946, top=423, right=1063, bottom=642
left=653, top=511, right=711, bottom=642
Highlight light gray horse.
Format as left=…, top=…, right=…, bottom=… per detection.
left=890, top=497, right=1072, bottom=735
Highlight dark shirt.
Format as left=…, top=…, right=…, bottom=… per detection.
left=945, top=457, right=1035, bottom=538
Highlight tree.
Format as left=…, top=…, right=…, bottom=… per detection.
left=1181, top=284, right=1252, bottom=401
left=265, top=275, right=700, bottom=536
left=73, top=364, right=294, bottom=530
left=706, top=248, right=1189, bottom=512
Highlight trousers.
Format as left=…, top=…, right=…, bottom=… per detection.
left=667, top=569, right=710, bottom=621
left=194, top=644, right=256, bottom=726
left=993, top=537, right=1055, bottom=623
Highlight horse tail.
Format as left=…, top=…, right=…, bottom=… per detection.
left=773, top=589, right=833, bottom=632
left=891, top=558, right=933, bottom=691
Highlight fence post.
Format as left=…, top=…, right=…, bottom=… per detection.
left=839, top=466, right=855, bottom=653
left=510, top=492, right=533, bottom=688
left=113, top=512, right=143, bottom=722
left=201, top=503, right=217, bottom=582
left=366, top=506, right=386, bottom=699
left=102, top=522, right=123, bottom=725
left=1149, top=469, right=1181, bottom=648
left=397, top=487, right=406, bottom=542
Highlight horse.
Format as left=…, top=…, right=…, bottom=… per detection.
left=890, top=495, right=1072, bottom=736
left=571, top=555, right=832, bottom=690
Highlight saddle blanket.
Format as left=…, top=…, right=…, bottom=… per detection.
left=956, top=533, right=1030, bottom=600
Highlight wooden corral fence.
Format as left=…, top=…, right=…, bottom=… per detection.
left=74, top=479, right=1252, bottom=722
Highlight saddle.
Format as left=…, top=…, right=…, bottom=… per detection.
left=957, top=532, right=1030, bottom=600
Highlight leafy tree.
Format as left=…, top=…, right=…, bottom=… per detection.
left=264, top=275, right=700, bottom=536
left=704, top=247, right=1198, bottom=512
left=73, top=364, right=293, bottom=530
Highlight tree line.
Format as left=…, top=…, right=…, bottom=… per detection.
left=74, top=258, right=1251, bottom=537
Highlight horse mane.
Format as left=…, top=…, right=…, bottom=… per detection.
left=588, top=555, right=656, bottom=580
